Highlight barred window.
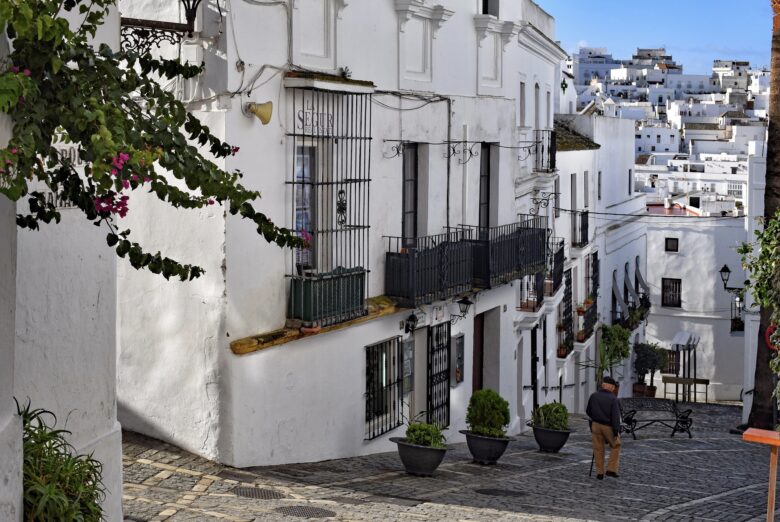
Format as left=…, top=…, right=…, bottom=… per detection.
left=662, top=278, right=682, bottom=308
left=365, top=337, right=404, bottom=440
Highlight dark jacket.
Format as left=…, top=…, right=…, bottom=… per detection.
left=586, top=388, right=621, bottom=435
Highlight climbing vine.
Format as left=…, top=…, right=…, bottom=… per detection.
left=0, top=0, right=301, bottom=280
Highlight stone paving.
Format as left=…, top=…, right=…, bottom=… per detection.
left=122, top=403, right=778, bottom=521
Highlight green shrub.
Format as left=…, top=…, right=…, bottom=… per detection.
left=405, top=422, right=446, bottom=449
left=531, top=402, right=569, bottom=431
left=17, top=400, right=105, bottom=521
left=466, top=389, right=510, bottom=438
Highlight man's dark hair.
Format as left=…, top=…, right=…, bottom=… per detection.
left=603, top=376, right=617, bottom=386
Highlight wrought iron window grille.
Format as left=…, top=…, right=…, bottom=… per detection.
left=365, top=337, right=404, bottom=440
left=286, top=87, right=372, bottom=327
left=120, top=0, right=202, bottom=54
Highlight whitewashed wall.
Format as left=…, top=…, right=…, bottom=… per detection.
left=0, top=97, right=21, bottom=520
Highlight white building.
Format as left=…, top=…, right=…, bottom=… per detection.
left=116, top=0, right=612, bottom=468
left=635, top=122, right=679, bottom=156
left=0, top=9, right=124, bottom=521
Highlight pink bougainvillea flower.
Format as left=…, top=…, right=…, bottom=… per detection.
left=131, top=174, right=139, bottom=181
left=10, top=148, right=17, bottom=154
left=207, top=199, right=215, bottom=205
left=111, top=169, right=118, bottom=176
left=23, top=69, right=30, bottom=77
left=231, top=146, right=240, bottom=155
left=11, top=66, right=19, bottom=73
left=121, top=179, right=130, bottom=190
left=143, top=176, right=152, bottom=183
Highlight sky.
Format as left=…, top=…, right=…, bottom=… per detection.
left=534, top=0, right=773, bottom=74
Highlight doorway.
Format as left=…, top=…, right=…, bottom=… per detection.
left=531, top=325, right=539, bottom=410
left=473, top=313, right=484, bottom=392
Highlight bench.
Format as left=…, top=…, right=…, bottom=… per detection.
left=662, top=376, right=710, bottom=403
left=619, top=398, right=693, bottom=440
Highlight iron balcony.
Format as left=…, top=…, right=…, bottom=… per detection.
left=384, top=230, right=473, bottom=308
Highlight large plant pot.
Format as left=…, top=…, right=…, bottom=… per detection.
left=390, top=437, right=448, bottom=476
left=532, top=426, right=571, bottom=453
left=459, top=430, right=511, bottom=465
left=645, top=385, right=658, bottom=398
left=632, top=383, right=647, bottom=397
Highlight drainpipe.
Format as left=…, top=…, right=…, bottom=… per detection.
left=446, top=97, right=452, bottom=230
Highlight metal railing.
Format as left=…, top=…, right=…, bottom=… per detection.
left=534, top=130, right=557, bottom=173
left=288, top=267, right=367, bottom=327
left=731, top=300, right=744, bottom=332
left=365, top=337, right=404, bottom=440
left=518, top=272, right=545, bottom=313
left=384, top=230, right=472, bottom=308
left=571, top=211, right=589, bottom=248
left=577, top=296, right=598, bottom=342
left=545, top=237, right=565, bottom=296
left=458, top=215, right=548, bottom=289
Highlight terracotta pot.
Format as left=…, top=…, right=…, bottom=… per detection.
left=632, top=383, right=647, bottom=397
left=645, top=385, right=657, bottom=398
left=557, top=346, right=568, bottom=358
left=576, top=331, right=587, bottom=342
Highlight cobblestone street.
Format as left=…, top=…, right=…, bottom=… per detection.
left=122, top=404, right=776, bottom=522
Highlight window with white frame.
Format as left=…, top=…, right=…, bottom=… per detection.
left=728, top=183, right=744, bottom=198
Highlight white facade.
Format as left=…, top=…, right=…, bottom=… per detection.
left=0, top=10, right=124, bottom=521
left=0, top=68, right=22, bottom=519
left=116, top=0, right=595, bottom=467
left=635, top=123, right=679, bottom=156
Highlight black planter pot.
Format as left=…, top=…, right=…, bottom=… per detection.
left=390, top=437, right=448, bottom=476
left=531, top=426, right=571, bottom=453
left=459, top=430, right=511, bottom=465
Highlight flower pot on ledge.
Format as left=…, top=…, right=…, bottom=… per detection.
left=576, top=330, right=587, bottom=343
left=557, top=345, right=569, bottom=358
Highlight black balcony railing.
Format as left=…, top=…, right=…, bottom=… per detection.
left=518, top=272, right=545, bottom=313
left=534, top=130, right=557, bottom=173
left=611, top=309, right=627, bottom=328
left=545, top=237, right=565, bottom=296
left=571, top=211, right=589, bottom=248
left=459, top=216, right=547, bottom=289
left=577, top=296, right=598, bottom=342
left=384, top=230, right=473, bottom=308
left=731, top=299, right=744, bottom=332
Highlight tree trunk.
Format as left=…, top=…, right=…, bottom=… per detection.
left=748, top=2, right=780, bottom=429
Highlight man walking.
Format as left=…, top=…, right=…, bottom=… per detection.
left=586, top=376, right=622, bottom=480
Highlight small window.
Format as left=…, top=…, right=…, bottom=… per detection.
left=365, top=337, right=404, bottom=440
left=665, top=238, right=679, bottom=252
left=519, top=82, right=526, bottom=126
left=638, top=146, right=643, bottom=151
left=481, top=0, right=499, bottom=16
left=662, top=278, right=682, bottom=308
left=597, top=171, right=602, bottom=201
left=656, top=135, right=661, bottom=144
left=651, top=146, right=656, bottom=151
left=635, top=134, right=642, bottom=139
left=584, top=171, right=589, bottom=208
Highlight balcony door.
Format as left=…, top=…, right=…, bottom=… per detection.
left=473, top=312, right=485, bottom=392
left=478, top=143, right=492, bottom=240
left=402, top=144, right=418, bottom=247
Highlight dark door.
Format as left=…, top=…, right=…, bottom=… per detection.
left=427, top=322, right=451, bottom=428
left=402, top=144, right=418, bottom=247
left=473, top=313, right=485, bottom=392
left=478, top=144, right=491, bottom=240
left=530, top=325, right=539, bottom=409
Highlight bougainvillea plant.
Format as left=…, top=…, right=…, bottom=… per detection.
left=0, top=0, right=301, bottom=280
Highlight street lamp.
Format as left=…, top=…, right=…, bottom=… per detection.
left=450, top=297, right=474, bottom=324
left=719, top=264, right=742, bottom=294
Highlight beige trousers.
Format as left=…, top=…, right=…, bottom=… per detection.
left=591, top=422, right=621, bottom=475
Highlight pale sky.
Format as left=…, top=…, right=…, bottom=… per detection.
left=534, top=0, right=773, bottom=74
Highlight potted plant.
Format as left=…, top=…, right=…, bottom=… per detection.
left=576, top=329, right=587, bottom=342
left=584, top=295, right=594, bottom=307
left=599, top=324, right=631, bottom=395
left=646, top=345, right=668, bottom=398
left=527, top=402, right=571, bottom=453
left=627, top=307, right=644, bottom=330
left=557, top=345, right=568, bottom=358
left=460, top=389, right=512, bottom=465
left=390, top=421, right=448, bottom=476
left=632, top=343, right=654, bottom=397
left=556, top=321, right=566, bottom=331
left=576, top=304, right=586, bottom=316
